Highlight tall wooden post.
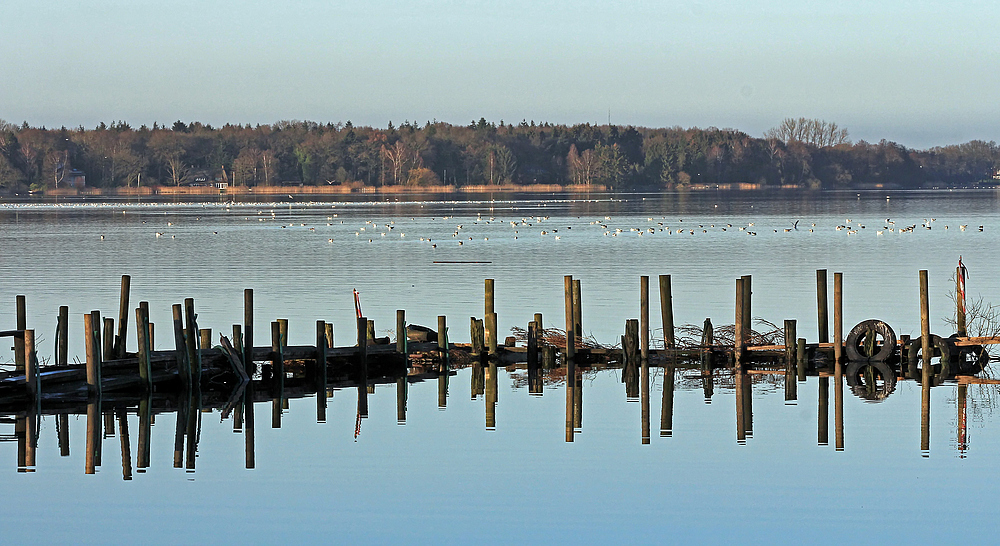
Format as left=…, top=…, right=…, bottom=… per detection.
left=784, top=320, right=797, bottom=372
left=14, top=295, right=26, bottom=372
left=172, top=304, right=190, bottom=387
left=659, top=275, right=674, bottom=350
left=136, top=302, right=152, bottom=393
left=572, top=279, right=582, bottom=339
left=184, top=298, right=201, bottom=386
left=741, top=274, right=752, bottom=339
left=396, top=310, right=406, bottom=354
left=437, top=315, right=448, bottom=371
left=817, top=269, right=829, bottom=344
left=920, top=270, right=931, bottom=383
left=85, top=312, right=102, bottom=396
left=734, top=278, right=745, bottom=369
left=244, top=289, right=255, bottom=376
left=57, top=305, right=69, bottom=367
left=640, top=275, right=649, bottom=361
left=24, top=330, right=38, bottom=399
left=564, top=275, right=575, bottom=361
left=114, top=275, right=131, bottom=359
left=956, top=266, right=967, bottom=337
left=834, top=272, right=843, bottom=367
left=485, top=279, right=495, bottom=353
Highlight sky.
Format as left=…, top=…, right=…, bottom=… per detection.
left=1, top=0, right=997, bottom=149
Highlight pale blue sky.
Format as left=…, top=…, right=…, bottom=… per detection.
left=2, top=0, right=997, bottom=148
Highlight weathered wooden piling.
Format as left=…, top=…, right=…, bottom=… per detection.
left=325, top=323, right=334, bottom=348
left=172, top=304, right=190, bottom=386
left=437, top=315, right=449, bottom=371
left=623, top=319, right=640, bottom=399
left=817, top=269, right=829, bottom=344
left=741, top=274, right=752, bottom=338
left=114, top=275, right=130, bottom=359
left=485, top=279, right=496, bottom=352
left=470, top=317, right=484, bottom=355
left=784, top=320, right=797, bottom=371
left=640, top=276, right=650, bottom=360
left=700, top=318, right=714, bottom=372
left=103, top=318, right=115, bottom=362
left=396, top=310, right=406, bottom=354
left=357, top=316, right=369, bottom=417
left=57, top=305, right=68, bottom=367
left=734, top=278, right=745, bottom=369
left=14, top=295, right=26, bottom=372
left=527, top=321, right=539, bottom=370
left=200, top=329, right=212, bottom=352
left=542, top=346, right=556, bottom=369
left=366, top=320, right=375, bottom=344
left=796, top=338, right=807, bottom=381
left=24, top=329, right=38, bottom=399
left=957, top=265, right=967, bottom=337
left=833, top=272, right=843, bottom=366
left=271, top=321, right=284, bottom=379
left=564, top=275, right=575, bottom=361
left=184, top=298, right=201, bottom=385
left=534, top=313, right=543, bottom=330
left=919, top=269, right=931, bottom=383
left=659, top=275, right=674, bottom=350
left=244, top=289, right=255, bottom=375
left=135, top=302, right=152, bottom=392
left=84, top=313, right=101, bottom=395
left=316, top=320, right=328, bottom=422
left=572, top=279, right=582, bottom=339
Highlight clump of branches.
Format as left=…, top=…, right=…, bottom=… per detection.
left=943, top=270, right=1000, bottom=374
left=672, top=318, right=785, bottom=350
left=509, top=326, right=611, bottom=350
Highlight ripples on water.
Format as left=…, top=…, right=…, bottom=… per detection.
left=1, top=190, right=999, bottom=542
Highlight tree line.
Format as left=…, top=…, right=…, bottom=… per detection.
left=0, top=117, right=997, bottom=191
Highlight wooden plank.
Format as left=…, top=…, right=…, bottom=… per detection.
left=953, top=336, right=1000, bottom=346
left=956, top=375, right=1000, bottom=385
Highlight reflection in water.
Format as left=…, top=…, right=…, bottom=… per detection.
left=137, top=396, right=151, bottom=471
left=471, top=362, right=485, bottom=399
left=958, top=384, right=968, bottom=457
left=574, top=369, right=582, bottom=432
left=86, top=399, right=101, bottom=474
left=641, top=360, right=650, bottom=444
left=735, top=372, right=753, bottom=444
left=921, top=378, right=931, bottom=455
left=438, top=374, right=448, bottom=409
left=702, top=371, right=714, bottom=403
left=818, top=377, right=829, bottom=446
left=835, top=365, right=844, bottom=452
left=397, top=377, right=408, bottom=424
left=117, top=408, right=132, bottom=481
left=486, top=362, right=497, bottom=430
left=660, top=366, right=675, bottom=437
left=57, top=414, right=70, bottom=457
left=245, top=383, right=255, bottom=469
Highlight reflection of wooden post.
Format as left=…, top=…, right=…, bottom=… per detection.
left=641, top=355, right=650, bottom=444
left=920, top=378, right=931, bottom=454
left=137, top=395, right=151, bottom=469
left=58, top=414, right=70, bottom=457
left=640, top=276, right=649, bottom=360
left=818, top=377, right=829, bottom=446
left=117, top=409, right=133, bottom=481
left=957, top=267, right=967, bottom=337
left=486, top=362, right=497, bottom=430
left=396, top=376, right=407, bottom=424
left=86, top=399, right=100, bottom=474
left=735, top=370, right=746, bottom=444
left=817, top=269, right=829, bottom=344
left=834, top=272, right=843, bottom=367
left=834, top=367, right=844, bottom=451
left=660, top=365, right=675, bottom=437
left=357, top=317, right=369, bottom=417
left=574, top=368, right=582, bottom=431
left=438, top=373, right=448, bottom=408
left=244, top=384, right=255, bottom=469
left=659, top=275, right=674, bottom=350
left=958, top=384, right=968, bottom=456
left=527, top=321, right=538, bottom=370
left=919, top=270, right=931, bottom=384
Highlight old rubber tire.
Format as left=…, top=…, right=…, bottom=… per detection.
left=907, top=335, right=952, bottom=382
left=947, top=336, right=990, bottom=375
left=845, top=360, right=897, bottom=402
left=845, top=319, right=897, bottom=362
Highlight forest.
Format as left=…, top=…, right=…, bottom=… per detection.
left=0, top=117, right=997, bottom=192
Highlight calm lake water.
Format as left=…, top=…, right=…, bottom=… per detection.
left=1, top=190, right=999, bottom=543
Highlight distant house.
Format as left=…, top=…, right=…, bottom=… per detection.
left=65, top=169, right=86, bottom=188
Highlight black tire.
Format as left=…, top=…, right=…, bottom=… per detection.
left=907, top=335, right=952, bottom=382
left=947, top=336, right=990, bottom=375
left=845, top=319, right=897, bottom=362
left=845, top=360, right=897, bottom=402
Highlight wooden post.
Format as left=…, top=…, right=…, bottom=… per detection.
left=357, top=316, right=369, bottom=416
left=734, top=278, right=745, bottom=369
left=137, top=395, right=151, bottom=469
left=741, top=274, right=752, bottom=341
left=797, top=338, right=807, bottom=381
left=485, top=278, right=495, bottom=352
left=85, top=399, right=100, bottom=474
left=24, top=329, right=37, bottom=399
left=817, top=269, right=829, bottom=344
left=437, top=315, right=448, bottom=371
left=114, top=274, right=130, bottom=359
left=623, top=319, right=640, bottom=399
left=57, top=305, right=69, bottom=367
left=396, top=310, right=406, bottom=354
left=396, top=375, right=407, bottom=424
left=920, top=269, right=931, bottom=383
left=641, top=338, right=650, bottom=444
left=572, top=279, right=582, bottom=339
left=85, top=312, right=101, bottom=396
left=640, top=275, right=649, bottom=360
left=14, top=295, right=26, bottom=372
left=200, top=328, right=212, bottom=352
left=470, top=317, right=484, bottom=355
left=136, top=303, right=152, bottom=393
left=835, top=358, right=844, bottom=451
left=148, top=322, right=154, bottom=350
left=486, top=361, right=497, bottom=430
left=117, top=408, right=133, bottom=480
left=564, top=275, right=575, bottom=361
left=271, top=321, right=284, bottom=428
left=325, top=323, right=334, bottom=348
left=486, top=313, right=498, bottom=355
left=184, top=298, right=201, bottom=386
left=660, top=365, right=675, bottom=437
left=277, top=318, right=289, bottom=348
left=365, top=319, right=375, bottom=345
left=527, top=321, right=538, bottom=370
left=957, top=266, right=967, bottom=337
left=542, top=346, right=556, bottom=369
left=103, top=317, right=115, bottom=362
left=244, top=289, right=255, bottom=376
left=57, top=414, right=70, bottom=457
left=316, top=320, right=328, bottom=422
left=834, top=272, right=843, bottom=367
left=659, top=275, right=675, bottom=350
left=784, top=320, right=797, bottom=372
left=171, top=304, right=190, bottom=386
left=244, top=384, right=255, bottom=469
left=534, top=313, right=543, bottom=331
left=700, top=318, right=714, bottom=372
